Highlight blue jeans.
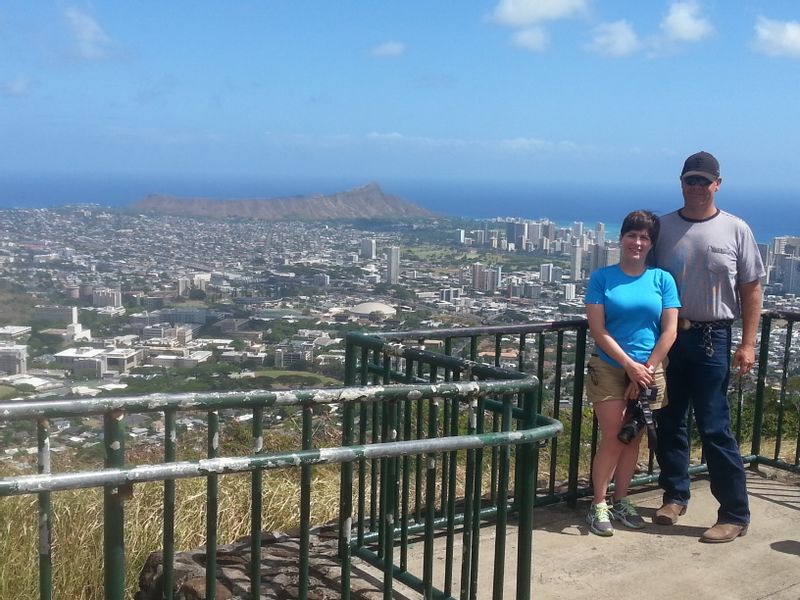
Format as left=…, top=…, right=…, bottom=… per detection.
left=655, top=326, right=750, bottom=525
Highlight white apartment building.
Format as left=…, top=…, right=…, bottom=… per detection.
left=92, top=288, right=122, bottom=308
left=387, top=246, right=401, bottom=284
left=0, top=344, right=27, bottom=375
left=360, top=238, right=377, bottom=260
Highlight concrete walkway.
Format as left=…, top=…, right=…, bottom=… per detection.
left=394, top=468, right=800, bottom=600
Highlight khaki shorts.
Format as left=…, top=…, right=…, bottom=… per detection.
left=585, top=354, right=668, bottom=409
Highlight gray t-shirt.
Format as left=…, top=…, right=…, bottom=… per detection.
left=654, top=209, right=765, bottom=322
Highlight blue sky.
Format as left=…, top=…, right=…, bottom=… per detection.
left=2, top=1, right=800, bottom=191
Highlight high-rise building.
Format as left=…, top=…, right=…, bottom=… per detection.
left=93, top=287, right=122, bottom=308
left=604, top=244, right=620, bottom=267
left=177, top=278, right=191, bottom=297
left=506, top=222, right=527, bottom=248
left=570, top=242, right=583, bottom=281
left=471, top=262, right=487, bottom=291
left=487, top=266, right=503, bottom=292
left=572, top=221, right=584, bottom=238
left=440, top=288, right=461, bottom=302
left=757, top=243, right=772, bottom=284
left=360, top=238, right=377, bottom=260
left=0, top=344, right=27, bottom=375
left=313, top=273, right=330, bottom=288
left=539, top=263, right=554, bottom=283
left=595, top=222, right=606, bottom=246
left=387, top=246, right=401, bottom=284
left=783, top=256, right=800, bottom=294
left=563, top=283, right=576, bottom=301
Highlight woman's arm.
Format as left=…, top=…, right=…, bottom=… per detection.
left=646, top=307, right=679, bottom=368
left=586, top=303, right=654, bottom=389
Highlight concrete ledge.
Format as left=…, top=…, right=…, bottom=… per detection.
left=524, top=469, right=800, bottom=599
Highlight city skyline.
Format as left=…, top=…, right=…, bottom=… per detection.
left=2, top=2, right=800, bottom=192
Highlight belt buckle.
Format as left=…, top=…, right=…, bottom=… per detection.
left=678, top=318, right=692, bottom=331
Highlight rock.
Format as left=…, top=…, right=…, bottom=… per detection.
left=137, top=522, right=389, bottom=599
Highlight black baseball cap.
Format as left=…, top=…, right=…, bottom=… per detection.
left=681, top=151, right=720, bottom=182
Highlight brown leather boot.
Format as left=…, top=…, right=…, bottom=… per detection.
left=700, top=522, right=748, bottom=543
left=654, top=502, right=687, bottom=525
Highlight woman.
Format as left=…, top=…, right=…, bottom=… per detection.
left=584, top=210, right=680, bottom=536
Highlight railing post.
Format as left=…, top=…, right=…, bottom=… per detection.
left=250, top=406, right=264, bottom=598
left=491, top=395, right=512, bottom=600
left=104, top=409, right=126, bottom=600
left=340, top=337, right=358, bottom=599
left=516, top=389, right=537, bottom=600
left=299, top=404, right=313, bottom=600
left=752, top=314, right=772, bottom=459
left=206, top=410, right=219, bottom=600
left=163, top=408, right=177, bottom=600
left=340, top=397, right=354, bottom=600
left=423, top=398, right=439, bottom=600
left=37, top=419, right=52, bottom=600
left=459, top=394, right=478, bottom=600
left=774, top=320, right=793, bottom=460
left=567, top=324, right=588, bottom=508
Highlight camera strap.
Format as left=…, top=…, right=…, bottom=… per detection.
left=639, top=392, right=658, bottom=450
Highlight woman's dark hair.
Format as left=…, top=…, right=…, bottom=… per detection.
left=620, top=210, right=660, bottom=246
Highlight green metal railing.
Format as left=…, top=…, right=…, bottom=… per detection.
left=752, top=310, right=800, bottom=473
left=353, top=311, right=800, bottom=512
left=347, top=320, right=592, bottom=511
left=0, top=377, right=560, bottom=600
left=2, top=310, right=797, bottom=600
left=340, top=332, right=562, bottom=600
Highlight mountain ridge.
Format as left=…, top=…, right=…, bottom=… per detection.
left=129, top=182, right=434, bottom=220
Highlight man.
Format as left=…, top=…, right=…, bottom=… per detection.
left=653, top=151, right=765, bottom=543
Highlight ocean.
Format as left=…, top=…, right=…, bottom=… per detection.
left=1, top=174, right=796, bottom=243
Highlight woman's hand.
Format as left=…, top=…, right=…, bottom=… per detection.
left=624, top=360, right=653, bottom=390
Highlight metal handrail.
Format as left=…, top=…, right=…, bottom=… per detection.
left=0, top=376, right=555, bottom=600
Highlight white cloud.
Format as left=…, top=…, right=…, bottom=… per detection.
left=64, top=7, right=112, bottom=60
left=511, top=27, right=549, bottom=51
left=271, top=131, right=590, bottom=155
left=1, top=76, right=33, bottom=97
left=371, top=41, right=406, bottom=58
left=660, top=1, right=713, bottom=42
left=753, top=17, right=800, bottom=57
left=586, top=20, right=641, bottom=57
left=491, top=0, right=588, bottom=27
left=107, top=126, right=224, bottom=145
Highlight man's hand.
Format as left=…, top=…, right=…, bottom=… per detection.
left=733, top=343, right=755, bottom=375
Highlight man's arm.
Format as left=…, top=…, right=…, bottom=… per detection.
left=733, top=278, right=763, bottom=375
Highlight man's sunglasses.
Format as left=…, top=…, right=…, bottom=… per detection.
left=682, top=175, right=714, bottom=186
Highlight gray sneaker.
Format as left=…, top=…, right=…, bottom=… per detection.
left=610, top=497, right=645, bottom=529
left=586, top=501, right=614, bottom=536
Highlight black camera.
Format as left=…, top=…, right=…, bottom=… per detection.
left=617, top=386, right=658, bottom=447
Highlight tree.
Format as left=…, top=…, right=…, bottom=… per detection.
left=189, top=288, right=207, bottom=301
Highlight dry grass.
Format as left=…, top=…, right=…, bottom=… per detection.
left=0, top=463, right=345, bottom=600
left=0, top=419, right=347, bottom=600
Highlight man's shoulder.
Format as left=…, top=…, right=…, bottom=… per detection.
left=716, top=209, right=752, bottom=229
left=657, top=210, right=684, bottom=228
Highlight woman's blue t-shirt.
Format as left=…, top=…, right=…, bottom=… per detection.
left=585, top=265, right=681, bottom=368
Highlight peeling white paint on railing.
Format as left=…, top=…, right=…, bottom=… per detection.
left=0, top=417, right=561, bottom=496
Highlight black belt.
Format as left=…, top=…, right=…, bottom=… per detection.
left=678, top=318, right=733, bottom=357
left=678, top=318, right=733, bottom=331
